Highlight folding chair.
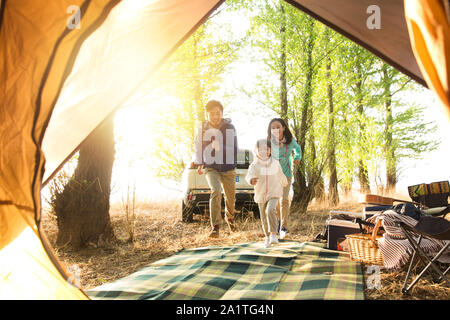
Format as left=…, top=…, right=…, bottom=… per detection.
left=396, top=216, right=450, bottom=295
left=408, top=180, right=450, bottom=218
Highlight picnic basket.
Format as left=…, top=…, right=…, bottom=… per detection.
left=346, top=219, right=384, bottom=266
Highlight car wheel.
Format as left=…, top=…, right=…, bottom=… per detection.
left=181, top=201, right=194, bottom=222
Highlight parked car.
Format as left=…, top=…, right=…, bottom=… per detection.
left=181, top=149, right=259, bottom=222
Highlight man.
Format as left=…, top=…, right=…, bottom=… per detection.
left=192, top=100, right=238, bottom=238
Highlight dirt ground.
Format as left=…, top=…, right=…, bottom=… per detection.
left=40, top=199, right=450, bottom=300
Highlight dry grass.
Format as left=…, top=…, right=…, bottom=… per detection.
left=40, top=198, right=450, bottom=300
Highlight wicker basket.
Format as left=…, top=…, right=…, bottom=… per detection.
left=346, top=219, right=384, bottom=266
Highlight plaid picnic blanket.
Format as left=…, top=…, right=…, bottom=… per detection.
left=86, top=241, right=364, bottom=300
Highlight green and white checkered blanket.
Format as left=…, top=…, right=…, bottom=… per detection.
left=86, top=241, right=364, bottom=300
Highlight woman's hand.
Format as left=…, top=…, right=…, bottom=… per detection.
left=197, top=165, right=204, bottom=175
left=250, top=177, right=259, bottom=185
left=294, top=159, right=300, bottom=166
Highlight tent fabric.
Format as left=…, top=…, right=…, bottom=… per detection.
left=0, top=0, right=125, bottom=300
left=286, top=0, right=426, bottom=87
left=404, top=0, right=450, bottom=119
left=0, top=214, right=87, bottom=299
left=0, top=0, right=223, bottom=299
left=0, top=0, right=448, bottom=300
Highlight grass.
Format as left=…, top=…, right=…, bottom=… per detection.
left=40, top=198, right=450, bottom=300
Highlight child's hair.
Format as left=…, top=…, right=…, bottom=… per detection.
left=255, top=138, right=271, bottom=150
left=205, top=100, right=223, bottom=113
left=267, top=118, right=293, bottom=145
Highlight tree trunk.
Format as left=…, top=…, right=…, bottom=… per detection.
left=308, top=124, right=325, bottom=202
left=314, top=177, right=326, bottom=203
left=358, top=159, right=371, bottom=194
left=340, top=113, right=353, bottom=198
left=356, top=64, right=371, bottom=194
left=382, top=64, right=396, bottom=194
left=291, top=17, right=316, bottom=214
left=326, top=57, right=339, bottom=206
left=55, top=113, right=116, bottom=249
left=279, top=2, right=288, bottom=120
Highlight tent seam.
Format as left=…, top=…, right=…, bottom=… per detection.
left=0, top=200, right=34, bottom=212
left=0, top=0, right=6, bottom=33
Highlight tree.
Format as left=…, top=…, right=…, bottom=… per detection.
left=148, top=5, right=245, bottom=180
left=377, top=63, right=439, bottom=194
left=247, top=1, right=340, bottom=212
left=51, top=113, right=116, bottom=249
left=324, top=28, right=339, bottom=206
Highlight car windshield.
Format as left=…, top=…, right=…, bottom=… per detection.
left=236, top=150, right=253, bottom=169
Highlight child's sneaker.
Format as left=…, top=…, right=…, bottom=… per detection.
left=269, top=234, right=279, bottom=245
left=264, top=236, right=271, bottom=248
left=280, top=227, right=288, bottom=240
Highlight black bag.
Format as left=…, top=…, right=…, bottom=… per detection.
left=313, top=214, right=357, bottom=242
left=392, top=202, right=422, bottom=220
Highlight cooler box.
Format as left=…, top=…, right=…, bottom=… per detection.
left=327, top=219, right=361, bottom=250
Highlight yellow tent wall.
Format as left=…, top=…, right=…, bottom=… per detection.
left=0, top=0, right=223, bottom=299
left=405, top=0, right=450, bottom=119
left=0, top=0, right=448, bottom=299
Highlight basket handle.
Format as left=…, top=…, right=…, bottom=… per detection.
left=353, top=218, right=375, bottom=234
left=370, top=219, right=383, bottom=243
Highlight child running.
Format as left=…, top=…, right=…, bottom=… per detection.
left=246, top=139, right=288, bottom=248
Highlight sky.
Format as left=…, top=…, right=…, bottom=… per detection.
left=394, top=91, right=450, bottom=193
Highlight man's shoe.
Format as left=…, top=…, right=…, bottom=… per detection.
left=209, top=225, right=219, bottom=238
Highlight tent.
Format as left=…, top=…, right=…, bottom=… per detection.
left=0, top=0, right=448, bottom=299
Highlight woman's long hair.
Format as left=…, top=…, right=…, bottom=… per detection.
left=267, top=118, right=293, bottom=145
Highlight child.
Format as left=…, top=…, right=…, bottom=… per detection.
left=267, top=118, right=301, bottom=239
left=246, top=139, right=288, bottom=248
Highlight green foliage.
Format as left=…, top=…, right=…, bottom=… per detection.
left=147, top=3, right=247, bottom=180
left=146, top=0, right=440, bottom=193
left=243, top=0, right=439, bottom=195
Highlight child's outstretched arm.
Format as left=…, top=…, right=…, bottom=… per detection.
left=245, top=162, right=259, bottom=186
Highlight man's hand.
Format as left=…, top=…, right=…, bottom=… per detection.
left=197, top=165, right=204, bottom=175
left=294, top=159, right=300, bottom=166
left=250, top=177, right=259, bottom=185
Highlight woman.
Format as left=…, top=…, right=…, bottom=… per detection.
left=267, top=118, right=302, bottom=239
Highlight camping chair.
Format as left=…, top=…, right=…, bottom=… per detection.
left=408, top=181, right=450, bottom=218
left=395, top=216, right=450, bottom=295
